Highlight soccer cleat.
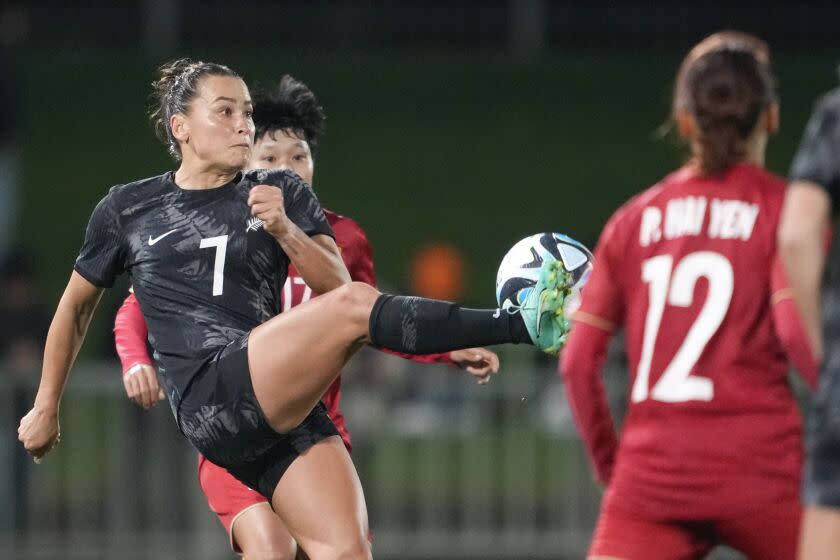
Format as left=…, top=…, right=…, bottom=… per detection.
left=516, top=259, right=572, bottom=355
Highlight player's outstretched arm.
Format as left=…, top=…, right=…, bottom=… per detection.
left=114, top=293, right=164, bottom=409
left=18, top=271, right=104, bottom=463
left=778, top=181, right=831, bottom=360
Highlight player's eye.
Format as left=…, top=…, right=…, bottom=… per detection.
left=293, top=154, right=307, bottom=162
left=244, top=110, right=253, bottom=118
left=262, top=155, right=275, bottom=163
left=220, top=107, right=232, bottom=116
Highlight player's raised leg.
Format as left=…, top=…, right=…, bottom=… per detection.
left=249, top=259, right=570, bottom=433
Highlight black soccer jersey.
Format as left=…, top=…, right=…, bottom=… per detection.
left=74, top=169, right=333, bottom=411
left=790, top=87, right=840, bottom=400
left=790, top=88, right=840, bottom=214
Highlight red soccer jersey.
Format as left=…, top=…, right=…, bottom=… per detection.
left=564, top=163, right=805, bottom=520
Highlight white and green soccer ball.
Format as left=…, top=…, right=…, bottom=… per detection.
left=495, top=232, right=593, bottom=310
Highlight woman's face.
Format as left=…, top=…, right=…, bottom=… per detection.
left=173, top=75, right=255, bottom=171
left=247, top=129, right=314, bottom=186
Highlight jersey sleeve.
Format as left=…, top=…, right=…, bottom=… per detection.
left=790, top=90, right=840, bottom=215
left=114, top=292, right=153, bottom=374
left=560, top=321, right=618, bottom=485
left=337, top=217, right=378, bottom=287
left=574, top=214, right=625, bottom=331
left=559, top=211, right=626, bottom=484
left=770, top=253, right=819, bottom=389
left=269, top=170, right=334, bottom=239
left=74, top=191, right=126, bottom=288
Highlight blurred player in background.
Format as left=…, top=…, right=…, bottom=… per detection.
left=114, top=74, right=499, bottom=558
left=561, top=31, right=816, bottom=559
left=778, top=73, right=840, bottom=560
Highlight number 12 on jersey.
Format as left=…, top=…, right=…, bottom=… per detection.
left=632, top=251, right=733, bottom=404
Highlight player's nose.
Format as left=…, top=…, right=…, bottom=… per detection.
left=234, top=114, right=251, bottom=136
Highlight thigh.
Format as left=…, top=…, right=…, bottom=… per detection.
left=716, top=499, right=801, bottom=560
left=272, top=436, right=371, bottom=560
left=589, top=505, right=714, bottom=560
left=248, top=282, right=379, bottom=432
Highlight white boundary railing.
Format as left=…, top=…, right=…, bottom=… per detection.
left=1, top=346, right=750, bottom=559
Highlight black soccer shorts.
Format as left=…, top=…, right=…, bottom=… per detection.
left=177, top=335, right=339, bottom=499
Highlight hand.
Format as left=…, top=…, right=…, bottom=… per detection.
left=18, top=406, right=60, bottom=464
left=123, top=363, right=165, bottom=409
left=449, top=347, right=500, bottom=384
left=248, top=185, right=291, bottom=240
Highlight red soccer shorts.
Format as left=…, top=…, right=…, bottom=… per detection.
left=198, top=455, right=268, bottom=553
left=589, top=499, right=801, bottom=559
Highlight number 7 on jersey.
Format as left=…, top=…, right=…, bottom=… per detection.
left=200, top=235, right=229, bottom=296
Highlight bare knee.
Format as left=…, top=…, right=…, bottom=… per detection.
left=234, top=507, right=299, bottom=560
left=329, top=282, right=379, bottom=337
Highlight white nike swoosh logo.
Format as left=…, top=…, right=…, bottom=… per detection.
left=148, top=229, right=177, bottom=246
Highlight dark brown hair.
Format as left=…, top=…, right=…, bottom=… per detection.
left=149, top=58, right=240, bottom=160
left=673, top=31, right=777, bottom=175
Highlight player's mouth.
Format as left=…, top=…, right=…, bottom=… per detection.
left=232, top=143, right=250, bottom=149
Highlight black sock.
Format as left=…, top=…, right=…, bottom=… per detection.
left=368, top=294, right=532, bottom=354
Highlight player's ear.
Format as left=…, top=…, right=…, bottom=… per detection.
left=170, top=113, right=190, bottom=145
left=764, top=102, right=780, bottom=135
left=676, top=109, right=696, bottom=141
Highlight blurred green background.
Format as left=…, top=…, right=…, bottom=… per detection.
left=22, top=50, right=838, bottom=306
left=4, top=2, right=839, bottom=558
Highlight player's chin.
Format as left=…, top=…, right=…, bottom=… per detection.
left=226, top=149, right=251, bottom=169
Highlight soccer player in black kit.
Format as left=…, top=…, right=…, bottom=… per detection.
left=17, top=59, right=571, bottom=559
left=779, top=82, right=840, bottom=559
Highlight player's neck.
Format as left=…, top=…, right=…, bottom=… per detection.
left=174, top=162, right=240, bottom=190
left=743, top=135, right=767, bottom=168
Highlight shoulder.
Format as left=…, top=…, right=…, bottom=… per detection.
left=606, top=177, right=670, bottom=233
left=595, top=171, right=684, bottom=255
left=812, top=87, right=840, bottom=118
left=326, top=210, right=370, bottom=247
left=243, top=168, right=307, bottom=190
left=95, top=172, right=171, bottom=213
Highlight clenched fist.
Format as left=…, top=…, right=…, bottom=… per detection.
left=248, top=185, right=292, bottom=240
left=18, top=406, right=61, bottom=464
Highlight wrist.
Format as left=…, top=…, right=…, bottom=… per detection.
left=123, top=362, right=152, bottom=378
left=33, top=395, right=60, bottom=415
left=271, top=217, right=298, bottom=245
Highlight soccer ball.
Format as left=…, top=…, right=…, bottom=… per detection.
left=495, top=233, right=593, bottom=310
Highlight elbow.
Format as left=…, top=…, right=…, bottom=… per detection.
left=778, top=221, right=821, bottom=263
left=559, top=344, right=587, bottom=384
left=777, top=228, right=804, bottom=260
